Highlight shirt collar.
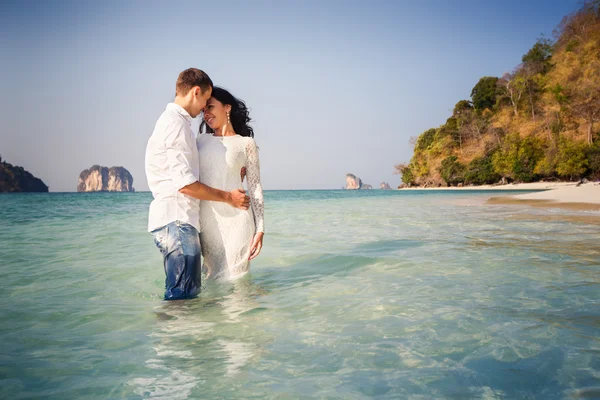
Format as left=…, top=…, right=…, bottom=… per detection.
left=166, top=103, right=192, bottom=123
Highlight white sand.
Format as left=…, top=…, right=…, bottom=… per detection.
left=398, top=181, right=600, bottom=207
left=510, top=183, right=600, bottom=204
left=479, top=182, right=600, bottom=210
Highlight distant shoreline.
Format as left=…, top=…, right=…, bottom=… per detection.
left=396, top=181, right=590, bottom=191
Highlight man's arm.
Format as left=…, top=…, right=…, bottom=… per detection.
left=163, top=122, right=249, bottom=209
left=179, top=182, right=249, bottom=209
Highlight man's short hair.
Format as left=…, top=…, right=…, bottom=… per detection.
left=176, top=68, right=213, bottom=96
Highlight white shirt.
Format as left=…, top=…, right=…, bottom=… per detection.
left=145, top=103, right=200, bottom=232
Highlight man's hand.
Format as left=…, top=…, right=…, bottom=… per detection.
left=179, top=182, right=249, bottom=207
left=228, top=189, right=250, bottom=210
left=240, top=167, right=247, bottom=182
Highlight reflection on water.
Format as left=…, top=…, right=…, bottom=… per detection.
left=131, top=277, right=266, bottom=398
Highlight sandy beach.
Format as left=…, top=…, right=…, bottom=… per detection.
left=486, top=182, right=600, bottom=210
left=399, top=181, right=600, bottom=210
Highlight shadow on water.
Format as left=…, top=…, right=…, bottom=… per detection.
left=253, top=252, right=383, bottom=293
left=245, top=239, right=425, bottom=296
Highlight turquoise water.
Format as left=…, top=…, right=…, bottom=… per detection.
left=1, top=190, right=599, bottom=399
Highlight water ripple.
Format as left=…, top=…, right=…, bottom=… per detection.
left=0, top=191, right=598, bottom=399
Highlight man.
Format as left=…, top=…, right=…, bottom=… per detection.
left=145, top=68, right=249, bottom=300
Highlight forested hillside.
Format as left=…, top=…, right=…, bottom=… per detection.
left=396, top=1, right=600, bottom=187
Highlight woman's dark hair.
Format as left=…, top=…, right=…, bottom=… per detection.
left=200, top=87, right=254, bottom=137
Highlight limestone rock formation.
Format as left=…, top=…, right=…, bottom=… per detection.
left=77, top=165, right=134, bottom=192
left=345, top=173, right=372, bottom=190
left=0, top=157, right=49, bottom=192
left=380, top=182, right=391, bottom=190
left=345, top=174, right=362, bottom=190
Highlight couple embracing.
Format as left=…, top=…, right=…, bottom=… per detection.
left=145, top=68, right=264, bottom=300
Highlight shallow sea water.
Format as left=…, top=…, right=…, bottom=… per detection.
left=0, top=190, right=598, bottom=399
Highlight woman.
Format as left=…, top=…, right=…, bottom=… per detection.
left=197, top=87, right=264, bottom=280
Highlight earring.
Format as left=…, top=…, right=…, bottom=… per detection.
left=227, top=112, right=231, bottom=125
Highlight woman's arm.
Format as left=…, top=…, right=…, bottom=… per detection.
left=245, top=139, right=264, bottom=233
left=245, top=138, right=264, bottom=260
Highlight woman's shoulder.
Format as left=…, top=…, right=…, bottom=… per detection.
left=241, top=136, right=257, bottom=146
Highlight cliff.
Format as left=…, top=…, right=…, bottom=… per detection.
left=345, top=173, right=372, bottom=190
left=396, top=1, right=600, bottom=187
left=346, top=174, right=362, bottom=190
left=77, top=165, right=134, bottom=192
left=0, top=157, right=49, bottom=192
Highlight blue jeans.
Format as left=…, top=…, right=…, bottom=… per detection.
left=151, top=221, right=201, bottom=300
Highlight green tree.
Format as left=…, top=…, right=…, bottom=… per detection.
left=464, top=155, right=501, bottom=185
left=453, top=100, right=473, bottom=116
left=556, top=138, right=588, bottom=179
left=415, top=128, right=436, bottom=151
left=492, top=133, right=520, bottom=178
left=394, top=163, right=414, bottom=185
left=471, top=76, right=500, bottom=112
left=586, top=143, right=600, bottom=179
left=513, top=136, right=544, bottom=182
left=522, top=37, right=553, bottom=74
left=534, top=145, right=558, bottom=177
left=492, top=133, right=544, bottom=182
left=439, top=156, right=465, bottom=185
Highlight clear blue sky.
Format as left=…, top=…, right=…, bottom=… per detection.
left=1, top=0, right=580, bottom=192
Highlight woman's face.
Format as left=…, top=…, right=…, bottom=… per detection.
left=203, top=97, right=231, bottom=129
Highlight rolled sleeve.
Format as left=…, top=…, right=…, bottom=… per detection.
left=164, top=123, right=197, bottom=190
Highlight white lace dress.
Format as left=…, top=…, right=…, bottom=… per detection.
left=196, top=134, right=265, bottom=280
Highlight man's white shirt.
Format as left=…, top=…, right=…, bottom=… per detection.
left=145, top=103, right=200, bottom=232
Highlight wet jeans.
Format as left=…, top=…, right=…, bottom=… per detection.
left=151, top=221, right=201, bottom=300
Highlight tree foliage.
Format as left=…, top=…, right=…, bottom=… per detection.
left=0, top=158, right=49, bottom=192
left=522, top=37, right=553, bottom=74
left=394, top=163, right=414, bottom=185
left=440, top=156, right=465, bottom=185
left=556, top=138, right=588, bottom=179
left=464, top=155, right=501, bottom=185
left=471, top=77, right=500, bottom=112
left=415, top=128, right=436, bottom=152
left=395, top=1, right=600, bottom=186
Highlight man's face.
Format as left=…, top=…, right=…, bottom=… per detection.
left=190, top=87, right=212, bottom=118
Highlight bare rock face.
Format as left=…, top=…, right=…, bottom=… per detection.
left=346, top=173, right=362, bottom=190
left=77, top=165, right=134, bottom=192
left=380, top=182, right=391, bottom=190
left=345, top=173, right=372, bottom=190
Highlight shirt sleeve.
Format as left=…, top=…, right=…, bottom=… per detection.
left=245, top=138, right=264, bottom=233
left=164, top=122, right=197, bottom=190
